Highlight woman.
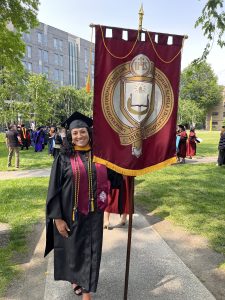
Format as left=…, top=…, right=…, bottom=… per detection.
left=176, top=124, right=187, bottom=163
left=45, top=112, right=122, bottom=300
left=186, top=127, right=197, bottom=159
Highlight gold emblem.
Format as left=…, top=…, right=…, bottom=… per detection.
left=102, top=54, right=174, bottom=158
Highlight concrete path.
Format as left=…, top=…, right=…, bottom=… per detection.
left=44, top=213, right=215, bottom=300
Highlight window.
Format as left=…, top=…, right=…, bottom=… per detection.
left=27, top=45, right=32, bottom=58
left=59, top=55, right=63, bottom=66
left=53, top=38, right=58, bottom=49
left=43, top=50, right=48, bottom=63
left=91, top=64, right=94, bottom=76
left=212, top=121, right=218, bottom=125
left=60, top=70, right=64, bottom=85
left=84, top=48, right=88, bottom=65
left=38, top=49, right=42, bottom=60
left=38, top=64, right=42, bottom=73
left=212, top=112, right=219, bottom=116
left=54, top=54, right=59, bottom=65
left=44, top=66, right=49, bottom=78
left=37, top=32, right=43, bottom=44
left=223, top=112, right=225, bottom=117
left=58, top=40, right=63, bottom=51
left=23, top=32, right=31, bottom=42
left=54, top=69, right=59, bottom=81
left=27, top=62, right=32, bottom=72
left=92, top=51, right=95, bottom=63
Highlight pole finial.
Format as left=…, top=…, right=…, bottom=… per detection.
left=138, top=3, right=144, bottom=40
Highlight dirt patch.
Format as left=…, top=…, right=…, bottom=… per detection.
left=139, top=207, right=225, bottom=300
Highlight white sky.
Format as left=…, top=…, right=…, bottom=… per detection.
left=38, top=0, right=225, bottom=85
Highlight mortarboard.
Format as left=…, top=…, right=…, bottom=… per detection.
left=61, top=111, right=93, bottom=130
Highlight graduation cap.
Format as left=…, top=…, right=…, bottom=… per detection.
left=61, top=111, right=93, bottom=130
left=178, top=124, right=185, bottom=130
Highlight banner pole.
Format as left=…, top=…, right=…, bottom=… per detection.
left=123, top=176, right=135, bottom=300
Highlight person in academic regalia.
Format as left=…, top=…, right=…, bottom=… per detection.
left=217, top=126, right=225, bottom=166
left=176, top=124, right=187, bottom=163
left=44, top=112, right=123, bottom=300
left=34, top=127, right=45, bottom=152
left=186, top=127, right=198, bottom=159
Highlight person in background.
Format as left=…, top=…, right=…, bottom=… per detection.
left=52, top=128, right=63, bottom=159
left=217, top=126, right=225, bottom=166
left=45, top=112, right=123, bottom=300
left=5, top=124, right=20, bottom=168
left=20, top=124, right=29, bottom=150
left=176, top=124, right=187, bottom=163
left=186, top=127, right=198, bottom=159
left=48, top=126, right=56, bottom=155
left=34, top=127, right=45, bottom=152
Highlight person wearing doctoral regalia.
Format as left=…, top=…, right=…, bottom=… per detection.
left=186, top=127, right=198, bottom=159
left=177, top=124, right=187, bottom=163
left=44, top=112, right=123, bottom=300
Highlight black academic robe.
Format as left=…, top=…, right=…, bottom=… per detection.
left=45, top=151, right=122, bottom=293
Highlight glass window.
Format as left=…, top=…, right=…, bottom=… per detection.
left=91, top=64, right=94, bottom=75
left=43, top=50, right=48, bottom=63
left=212, top=121, right=218, bottom=125
left=27, top=62, right=32, bottom=72
left=44, top=66, right=49, bottom=78
left=53, top=38, right=58, bottom=49
left=38, top=64, right=42, bottom=73
left=84, top=48, right=88, bottom=64
left=37, top=32, right=43, bottom=44
left=54, top=69, right=59, bottom=81
left=54, top=54, right=59, bottom=65
left=60, top=70, right=64, bottom=85
left=59, top=40, right=63, bottom=51
left=59, top=55, right=63, bottom=66
left=92, top=51, right=95, bottom=63
left=43, top=34, right=48, bottom=46
left=38, top=49, right=42, bottom=60
left=212, top=112, right=219, bottom=116
left=223, top=112, right=225, bottom=117
left=27, top=45, right=32, bottom=58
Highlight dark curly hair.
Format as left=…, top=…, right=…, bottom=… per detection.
left=60, top=127, right=93, bottom=155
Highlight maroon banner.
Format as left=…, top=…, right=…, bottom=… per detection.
left=93, top=25, right=185, bottom=176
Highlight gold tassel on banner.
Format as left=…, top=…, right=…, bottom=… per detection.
left=86, top=26, right=94, bottom=93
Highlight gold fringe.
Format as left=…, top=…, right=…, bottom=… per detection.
left=93, top=156, right=177, bottom=176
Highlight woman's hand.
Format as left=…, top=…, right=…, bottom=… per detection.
left=54, top=219, right=70, bottom=238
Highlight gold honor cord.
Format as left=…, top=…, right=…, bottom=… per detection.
left=100, top=25, right=139, bottom=59
left=146, top=30, right=185, bottom=64
left=87, top=151, right=95, bottom=212
left=73, top=155, right=80, bottom=221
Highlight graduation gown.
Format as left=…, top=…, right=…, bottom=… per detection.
left=45, top=151, right=122, bottom=293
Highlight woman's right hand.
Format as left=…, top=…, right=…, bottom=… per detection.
left=54, top=219, right=70, bottom=238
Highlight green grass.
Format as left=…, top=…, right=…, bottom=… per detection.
left=194, top=130, right=220, bottom=157
left=0, top=177, right=49, bottom=296
left=135, top=163, right=225, bottom=259
left=0, top=133, right=53, bottom=171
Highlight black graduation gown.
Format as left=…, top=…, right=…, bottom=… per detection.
left=45, top=151, right=122, bottom=293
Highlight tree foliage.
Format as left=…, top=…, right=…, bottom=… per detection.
left=180, top=61, right=223, bottom=110
left=195, top=0, right=225, bottom=60
left=178, top=99, right=205, bottom=127
left=0, top=0, right=39, bottom=69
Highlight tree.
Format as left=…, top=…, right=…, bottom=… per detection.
left=27, top=74, right=55, bottom=126
left=0, top=0, right=39, bottom=69
left=178, top=99, right=205, bottom=127
left=180, top=61, right=223, bottom=113
left=54, top=86, right=93, bottom=124
left=0, top=67, right=28, bottom=126
left=195, top=0, right=225, bottom=60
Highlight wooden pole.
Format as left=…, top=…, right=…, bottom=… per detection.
left=123, top=176, right=135, bottom=300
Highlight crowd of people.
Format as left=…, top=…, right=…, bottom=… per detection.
left=5, top=123, right=66, bottom=169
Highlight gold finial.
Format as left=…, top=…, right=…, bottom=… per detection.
left=138, top=4, right=144, bottom=40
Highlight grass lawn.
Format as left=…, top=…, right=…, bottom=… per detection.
left=195, top=130, right=220, bottom=157
left=0, top=177, right=49, bottom=296
left=135, top=163, right=225, bottom=263
left=0, top=133, right=53, bottom=171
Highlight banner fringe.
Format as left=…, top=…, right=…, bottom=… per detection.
left=93, top=156, right=177, bottom=176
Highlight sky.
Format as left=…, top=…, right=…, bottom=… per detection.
left=38, top=0, right=225, bottom=85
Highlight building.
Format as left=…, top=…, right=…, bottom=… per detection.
left=22, top=22, right=94, bottom=88
left=206, top=87, right=225, bottom=130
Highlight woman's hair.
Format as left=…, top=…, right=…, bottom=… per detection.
left=60, top=127, right=93, bottom=155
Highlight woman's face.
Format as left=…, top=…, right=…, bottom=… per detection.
left=71, top=127, right=89, bottom=147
